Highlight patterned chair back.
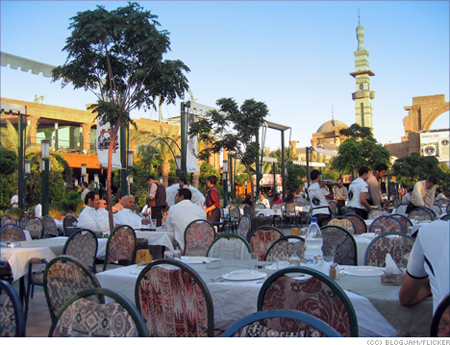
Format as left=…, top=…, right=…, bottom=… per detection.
left=25, top=217, right=44, bottom=240
left=63, top=229, right=98, bottom=273
left=344, top=214, right=367, bottom=234
left=0, top=215, right=10, bottom=226
left=390, top=214, right=413, bottom=233
left=368, top=208, right=390, bottom=220
left=396, top=203, right=409, bottom=215
left=243, top=205, right=255, bottom=217
left=236, top=215, right=251, bottom=238
left=221, top=309, right=341, bottom=337
left=255, top=204, right=266, bottom=210
left=206, top=234, right=252, bottom=260
left=328, top=200, right=338, bottom=217
left=42, top=215, right=58, bottom=238
left=2, top=217, right=17, bottom=226
left=135, top=259, right=214, bottom=337
left=327, top=217, right=356, bottom=233
left=364, top=232, right=414, bottom=268
left=257, top=267, right=358, bottom=336
left=0, top=280, right=25, bottom=337
left=0, top=224, right=26, bottom=241
left=229, top=206, right=241, bottom=220
left=44, top=255, right=103, bottom=320
left=265, top=235, right=305, bottom=263
left=248, top=227, right=284, bottom=261
left=285, top=203, right=296, bottom=215
left=49, top=288, right=148, bottom=337
left=183, top=219, right=215, bottom=256
left=432, top=203, right=442, bottom=217
left=63, top=215, right=78, bottom=237
left=431, top=294, right=450, bottom=337
left=321, top=225, right=357, bottom=266
left=369, top=215, right=404, bottom=234
left=103, top=225, right=136, bottom=271
left=19, top=215, right=31, bottom=229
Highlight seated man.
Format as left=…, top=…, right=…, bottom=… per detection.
left=77, top=191, right=111, bottom=235
left=256, top=194, right=270, bottom=208
left=399, top=220, right=449, bottom=314
left=163, top=188, right=206, bottom=252
left=114, top=195, right=150, bottom=230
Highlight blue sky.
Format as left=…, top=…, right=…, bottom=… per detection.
left=1, top=1, right=449, bottom=150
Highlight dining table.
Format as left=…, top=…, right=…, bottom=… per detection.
left=95, top=258, right=432, bottom=337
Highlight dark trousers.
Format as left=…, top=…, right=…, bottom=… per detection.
left=315, top=214, right=331, bottom=227
left=151, top=206, right=165, bottom=227
left=207, top=208, right=220, bottom=223
left=405, top=202, right=417, bottom=214
left=346, top=207, right=368, bottom=220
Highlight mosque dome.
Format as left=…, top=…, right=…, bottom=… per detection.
left=316, top=119, right=348, bottom=133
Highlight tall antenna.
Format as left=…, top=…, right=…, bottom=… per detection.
left=358, top=8, right=361, bottom=25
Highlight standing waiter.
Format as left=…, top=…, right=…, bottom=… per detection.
left=146, top=175, right=167, bottom=226
left=204, top=175, right=220, bottom=223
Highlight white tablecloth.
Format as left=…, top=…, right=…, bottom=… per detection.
left=96, top=261, right=399, bottom=336
left=135, top=230, right=174, bottom=251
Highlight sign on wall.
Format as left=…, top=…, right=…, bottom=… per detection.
left=96, top=122, right=121, bottom=169
left=420, top=130, right=449, bottom=163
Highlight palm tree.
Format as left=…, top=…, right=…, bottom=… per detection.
left=0, top=120, right=40, bottom=156
left=156, top=126, right=181, bottom=187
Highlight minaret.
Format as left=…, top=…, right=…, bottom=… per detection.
left=350, top=10, right=375, bottom=130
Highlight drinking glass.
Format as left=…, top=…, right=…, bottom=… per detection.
left=246, top=253, right=259, bottom=269
left=374, top=228, right=382, bottom=236
left=323, top=255, right=335, bottom=275
left=276, top=255, right=290, bottom=270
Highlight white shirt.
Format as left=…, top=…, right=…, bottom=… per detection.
left=406, top=220, right=449, bottom=313
left=308, top=182, right=330, bottom=216
left=163, top=199, right=206, bottom=251
left=402, top=193, right=412, bottom=204
left=366, top=174, right=383, bottom=207
left=114, top=208, right=145, bottom=230
left=347, top=177, right=369, bottom=210
left=10, top=194, right=18, bottom=206
left=77, top=206, right=111, bottom=234
left=80, top=188, right=90, bottom=202
left=256, top=198, right=270, bottom=208
left=34, top=204, right=42, bottom=217
left=410, top=180, right=436, bottom=208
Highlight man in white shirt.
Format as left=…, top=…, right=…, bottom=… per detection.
left=10, top=188, right=19, bottom=207
left=77, top=191, right=111, bottom=235
left=256, top=194, right=270, bottom=208
left=163, top=188, right=206, bottom=252
left=308, top=169, right=334, bottom=227
left=114, top=195, right=150, bottom=230
left=402, top=188, right=413, bottom=204
left=366, top=163, right=388, bottom=209
left=333, top=178, right=348, bottom=215
left=80, top=182, right=90, bottom=203
left=406, top=175, right=437, bottom=213
left=400, top=220, right=449, bottom=314
left=346, top=166, right=375, bottom=219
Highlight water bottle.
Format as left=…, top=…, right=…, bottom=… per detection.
left=305, top=217, right=323, bottom=266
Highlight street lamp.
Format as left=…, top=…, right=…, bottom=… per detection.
left=125, top=151, right=134, bottom=194
left=175, top=155, right=182, bottom=178
left=128, top=175, right=133, bottom=195
left=41, top=139, right=50, bottom=216
left=244, top=180, right=248, bottom=197
left=94, top=174, right=99, bottom=194
left=81, top=163, right=87, bottom=183
left=222, top=160, right=228, bottom=208
left=54, top=123, right=59, bottom=151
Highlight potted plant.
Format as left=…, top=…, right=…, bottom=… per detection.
left=58, top=191, right=85, bottom=217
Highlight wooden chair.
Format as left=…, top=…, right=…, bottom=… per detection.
left=222, top=309, right=341, bottom=337
left=135, top=259, right=214, bottom=336
left=49, top=288, right=148, bottom=337
left=257, top=266, right=358, bottom=336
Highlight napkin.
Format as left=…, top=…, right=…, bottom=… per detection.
left=385, top=253, right=402, bottom=274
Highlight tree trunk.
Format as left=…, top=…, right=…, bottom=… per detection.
left=106, top=120, right=120, bottom=233
left=191, top=172, right=199, bottom=188
left=161, top=161, right=170, bottom=187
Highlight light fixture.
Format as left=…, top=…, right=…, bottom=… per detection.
left=222, top=172, right=227, bottom=180
left=244, top=180, right=247, bottom=187
left=74, top=180, right=78, bottom=187
left=128, top=175, right=133, bottom=184
left=54, top=123, right=58, bottom=130
left=81, top=163, right=87, bottom=176
left=40, top=160, right=46, bottom=171
left=223, top=160, right=228, bottom=173
left=79, top=126, right=83, bottom=133
left=127, top=151, right=134, bottom=167
left=41, top=139, right=50, bottom=159
left=175, top=155, right=181, bottom=170
left=94, top=174, right=99, bottom=184
left=24, top=160, right=31, bottom=175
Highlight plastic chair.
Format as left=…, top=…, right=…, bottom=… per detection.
left=368, top=208, right=390, bottom=220
left=257, top=266, right=358, bottom=336
left=25, top=217, right=44, bottom=239
left=248, top=226, right=284, bottom=261
left=0, top=280, right=25, bottom=337
left=63, top=229, right=98, bottom=273
left=430, top=294, right=450, bottom=337
left=265, top=235, right=305, bottom=263
left=206, top=233, right=252, bottom=260
left=135, top=259, right=214, bottom=336
left=0, top=224, right=26, bottom=241
left=63, top=215, right=78, bottom=237
left=49, top=288, right=148, bottom=337
left=364, top=232, right=415, bottom=268
left=321, top=225, right=358, bottom=266
left=43, top=255, right=103, bottom=321
left=42, top=215, right=58, bottom=238
left=183, top=219, right=215, bottom=257
left=102, top=225, right=136, bottom=272
left=222, top=309, right=341, bottom=337
left=345, top=214, right=367, bottom=234
left=369, top=215, right=404, bottom=234
left=327, top=216, right=356, bottom=234
left=236, top=214, right=251, bottom=239
left=408, top=207, right=436, bottom=222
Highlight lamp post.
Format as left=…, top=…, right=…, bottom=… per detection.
left=175, top=155, right=182, bottom=178
left=81, top=163, right=87, bottom=183
left=128, top=175, right=133, bottom=195
left=244, top=180, right=248, bottom=198
left=94, top=174, right=99, bottom=194
left=222, top=160, right=228, bottom=208
left=41, top=139, right=50, bottom=216
left=229, top=154, right=234, bottom=203
left=54, top=123, right=59, bottom=151
left=125, top=150, right=134, bottom=195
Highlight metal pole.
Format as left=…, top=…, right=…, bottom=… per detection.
left=256, top=130, right=260, bottom=197
left=120, top=122, right=127, bottom=195
left=281, top=130, right=286, bottom=198
left=306, top=147, right=311, bottom=193
left=42, top=159, right=49, bottom=216
left=180, top=102, right=188, bottom=174
left=18, top=112, right=25, bottom=210
left=223, top=173, right=228, bottom=208
left=229, top=156, right=234, bottom=202
left=273, top=162, right=276, bottom=196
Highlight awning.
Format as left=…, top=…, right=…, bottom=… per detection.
left=1, top=101, right=26, bottom=115
left=1, top=51, right=55, bottom=78
left=312, top=147, right=339, bottom=157
left=292, top=161, right=326, bottom=167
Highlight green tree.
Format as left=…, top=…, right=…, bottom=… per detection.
left=0, top=148, right=17, bottom=176
left=0, top=120, right=40, bottom=155
left=52, top=2, right=190, bottom=231
left=391, top=152, right=446, bottom=189
left=189, top=98, right=269, bottom=201
left=339, top=123, right=374, bottom=141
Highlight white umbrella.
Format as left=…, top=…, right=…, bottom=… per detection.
left=165, top=183, right=205, bottom=208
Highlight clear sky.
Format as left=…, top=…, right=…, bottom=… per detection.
left=1, top=1, right=449, bottom=150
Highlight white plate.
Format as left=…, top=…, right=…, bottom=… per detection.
left=341, top=266, right=384, bottom=277
left=0, top=241, right=21, bottom=248
left=222, top=270, right=267, bottom=281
